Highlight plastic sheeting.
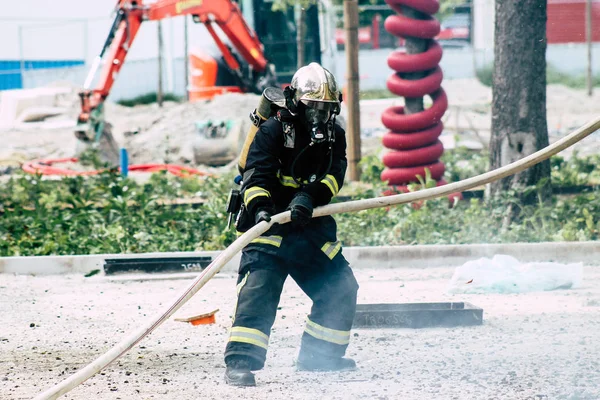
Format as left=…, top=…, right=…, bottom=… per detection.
left=447, top=254, right=584, bottom=294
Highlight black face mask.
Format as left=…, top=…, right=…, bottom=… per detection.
left=304, top=105, right=332, bottom=144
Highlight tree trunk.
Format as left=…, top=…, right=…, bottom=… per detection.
left=157, top=21, right=164, bottom=107
left=586, top=0, right=593, bottom=97
left=184, top=15, right=189, bottom=101
left=489, top=0, right=551, bottom=212
left=297, top=6, right=306, bottom=69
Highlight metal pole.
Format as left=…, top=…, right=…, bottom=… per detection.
left=184, top=15, right=189, bottom=101
left=400, top=6, right=428, bottom=114
left=83, top=20, right=89, bottom=65
left=297, top=6, right=306, bottom=69
left=165, top=19, right=175, bottom=93
left=586, top=0, right=593, bottom=97
left=18, top=25, right=25, bottom=87
left=157, top=21, right=164, bottom=107
left=344, top=0, right=362, bottom=181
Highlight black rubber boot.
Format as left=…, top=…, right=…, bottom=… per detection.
left=224, top=357, right=256, bottom=387
left=296, top=353, right=357, bottom=372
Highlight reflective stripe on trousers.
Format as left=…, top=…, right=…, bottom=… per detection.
left=228, top=326, right=270, bottom=350
left=231, top=271, right=250, bottom=324
left=304, top=317, right=351, bottom=346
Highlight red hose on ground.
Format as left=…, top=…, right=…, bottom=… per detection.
left=22, top=158, right=212, bottom=178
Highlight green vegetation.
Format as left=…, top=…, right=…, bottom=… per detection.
left=359, top=89, right=397, bottom=100
left=116, top=92, right=183, bottom=107
left=476, top=63, right=600, bottom=89
left=0, top=170, right=236, bottom=256
left=1, top=150, right=599, bottom=257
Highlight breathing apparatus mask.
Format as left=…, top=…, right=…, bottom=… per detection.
left=282, top=63, right=343, bottom=185
left=283, top=62, right=342, bottom=146
left=300, top=99, right=338, bottom=144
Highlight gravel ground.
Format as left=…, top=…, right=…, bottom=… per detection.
left=2, top=265, right=600, bottom=400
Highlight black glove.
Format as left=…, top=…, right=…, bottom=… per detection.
left=288, top=192, right=313, bottom=228
left=254, top=207, right=273, bottom=224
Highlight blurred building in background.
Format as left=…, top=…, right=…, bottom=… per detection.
left=0, top=0, right=599, bottom=99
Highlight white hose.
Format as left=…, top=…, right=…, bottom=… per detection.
left=34, top=115, right=600, bottom=399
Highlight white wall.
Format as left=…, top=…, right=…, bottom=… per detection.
left=472, top=0, right=495, bottom=50
left=0, top=0, right=215, bottom=62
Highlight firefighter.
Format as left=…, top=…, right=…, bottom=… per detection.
left=224, top=62, right=359, bottom=387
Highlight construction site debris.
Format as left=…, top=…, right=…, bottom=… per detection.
left=2, top=79, right=600, bottom=175
left=118, top=93, right=259, bottom=165
left=0, top=86, right=75, bottom=130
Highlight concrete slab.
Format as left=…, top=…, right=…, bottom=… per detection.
left=0, top=86, right=72, bottom=130
left=1, top=241, right=599, bottom=276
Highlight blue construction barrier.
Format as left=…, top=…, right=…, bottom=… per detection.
left=0, top=60, right=84, bottom=91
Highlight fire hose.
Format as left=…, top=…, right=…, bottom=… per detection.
left=34, top=116, right=600, bottom=399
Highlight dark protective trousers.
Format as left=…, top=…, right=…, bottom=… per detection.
left=224, top=216, right=359, bottom=371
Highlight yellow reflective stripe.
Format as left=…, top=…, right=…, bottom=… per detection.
left=278, top=173, right=300, bottom=188
left=304, top=318, right=350, bottom=345
left=237, top=271, right=249, bottom=295
left=326, top=174, right=340, bottom=193
left=232, top=271, right=250, bottom=324
left=229, top=327, right=270, bottom=350
left=228, top=336, right=268, bottom=349
left=321, top=241, right=342, bottom=260
left=231, top=326, right=269, bottom=340
left=304, top=326, right=349, bottom=346
left=322, top=179, right=336, bottom=196
left=245, top=192, right=269, bottom=204
left=244, top=186, right=270, bottom=206
left=250, top=235, right=282, bottom=248
left=320, top=174, right=339, bottom=196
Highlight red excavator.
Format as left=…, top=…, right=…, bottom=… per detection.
left=75, top=0, right=280, bottom=163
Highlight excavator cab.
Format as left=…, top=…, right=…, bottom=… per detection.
left=188, top=1, right=327, bottom=100
left=240, top=0, right=339, bottom=84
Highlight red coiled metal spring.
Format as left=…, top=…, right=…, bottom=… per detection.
left=380, top=0, right=451, bottom=193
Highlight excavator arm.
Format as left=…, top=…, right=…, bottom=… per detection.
left=76, top=0, right=276, bottom=145
left=147, top=0, right=268, bottom=73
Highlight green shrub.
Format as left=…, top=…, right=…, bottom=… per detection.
left=0, top=170, right=236, bottom=256
left=475, top=63, right=600, bottom=89
left=1, top=151, right=599, bottom=256
left=116, top=92, right=182, bottom=107
left=475, top=64, right=494, bottom=87
left=359, top=89, right=396, bottom=100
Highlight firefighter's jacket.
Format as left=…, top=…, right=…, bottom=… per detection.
left=226, top=114, right=354, bottom=369
left=237, top=114, right=346, bottom=225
